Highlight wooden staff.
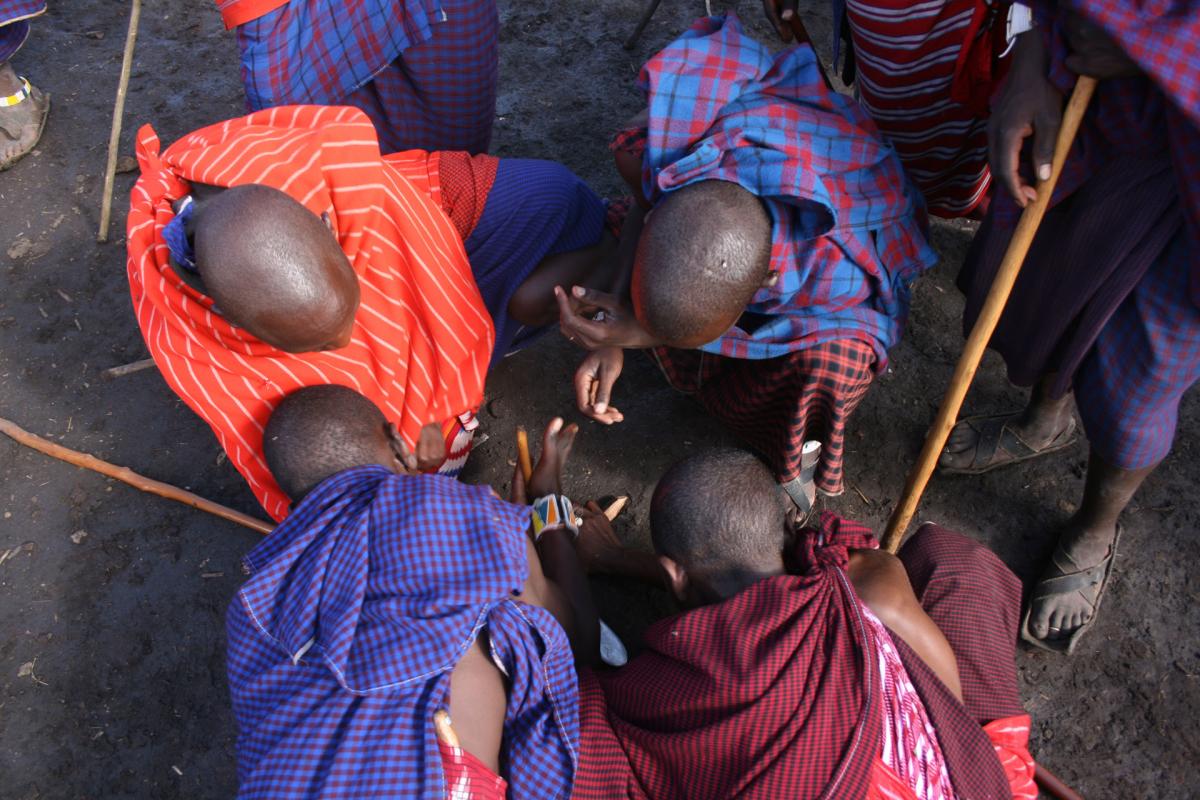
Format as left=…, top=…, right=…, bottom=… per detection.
left=0, top=415, right=273, bottom=535
left=97, top=0, right=142, bottom=243
left=882, top=76, right=1098, bottom=553
left=516, top=426, right=533, bottom=482
left=1036, top=763, right=1085, bottom=800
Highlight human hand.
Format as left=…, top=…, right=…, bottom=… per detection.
left=761, top=0, right=798, bottom=42
left=574, top=347, right=625, bottom=425
left=576, top=501, right=626, bottom=574
left=386, top=421, right=445, bottom=474
left=524, top=417, right=579, bottom=499
left=988, top=32, right=1063, bottom=207
left=555, top=285, right=662, bottom=350
left=1063, top=13, right=1139, bottom=79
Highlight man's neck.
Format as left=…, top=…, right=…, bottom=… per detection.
left=700, top=562, right=786, bottom=604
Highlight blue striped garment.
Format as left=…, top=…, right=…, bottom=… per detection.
left=227, top=466, right=579, bottom=798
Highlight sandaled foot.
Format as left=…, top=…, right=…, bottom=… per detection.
left=0, top=77, right=50, bottom=171
left=939, top=411, right=1077, bottom=475
left=1021, top=522, right=1122, bottom=654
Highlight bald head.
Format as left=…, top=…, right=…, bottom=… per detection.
left=632, top=181, right=772, bottom=348
left=264, top=385, right=399, bottom=502
left=193, top=184, right=360, bottom=353
left=650, top=448, right=789, bottom=574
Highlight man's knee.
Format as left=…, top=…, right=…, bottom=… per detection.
left=898, top=523, right=1017, bottom=599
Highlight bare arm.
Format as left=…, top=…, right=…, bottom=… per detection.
left=847, top=549, right=963, bottom=701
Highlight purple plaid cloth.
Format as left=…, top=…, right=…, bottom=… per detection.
left=1074, top=229, right=1200, bottom=469
left=637, top=14, right=937, bottom=364
left=1004, top=2, right=1200, bottom=303
left=0, top=0, right=44, bottom=62
left=227, top=466, right=579, bottom=799
left=233, top=0, right=497, bottom=153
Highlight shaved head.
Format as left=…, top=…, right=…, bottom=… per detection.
left=263, top=385, right=396, bottom=502
left=650, top=448, right=789, bottom=573
left=193, top=184, right=360, bottom=353
left=632, top=181, right=772, bottom=348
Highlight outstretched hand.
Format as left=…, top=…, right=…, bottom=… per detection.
left=510, top=418, right=580, bottom=504
left=575, top=347, right=625, bottom=425
left=555, top=285, right=661, bottom=351
left=576, top=501, right=625, bottom=574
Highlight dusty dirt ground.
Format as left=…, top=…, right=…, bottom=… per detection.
left=1, top=1, right=1197, bottom=798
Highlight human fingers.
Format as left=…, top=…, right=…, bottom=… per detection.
left=574, top=358, right=599, bottom=414
left=510, top=460, right=527, bottom=505
left=593, top=357, right=621, bottom=415
left=760, top=0, right=793, bottom=41
left=780, top=0, right=798, bottom=21
left=991, top=114, right=1033, bottom=207
left=416, top=422, right=446, bottom=471
left=570, top=285, right=622, bottom=314
left=388, top=422, right=419, bottom=472
left=1030, top=97, right=1062, bottom=190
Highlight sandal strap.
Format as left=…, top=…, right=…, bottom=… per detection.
left=0, top=77, right=32, bottom=109
left=1034, top=544, right=1113, bottom=598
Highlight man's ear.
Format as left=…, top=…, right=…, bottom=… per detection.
left=761, top=269, right=779, bottom=289
left=658, top=555, right=690, bottom=602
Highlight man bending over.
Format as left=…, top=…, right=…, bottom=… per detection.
left=127, top=105, right=615, bottom=520
left=228, top=385, right=597, bottom=798
left=572, top=449, right=1037, bottom=799
left=558, top=15, right=937, bottom=515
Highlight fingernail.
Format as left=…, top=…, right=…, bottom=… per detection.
left=594, top=402, right=607, bottom=414
left=573, top=286, right=585, bottom=297
left=1037, top=164, right=1051, bottom=181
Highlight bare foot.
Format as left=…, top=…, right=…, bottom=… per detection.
left=0, top=70, right=49, bottom=170
left=1025, top=517, right=1119, bottom=647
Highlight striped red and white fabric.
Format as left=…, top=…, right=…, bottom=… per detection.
left=126, top=105, right=493, bottom=521
left=845, top=0, right=997, bottom=218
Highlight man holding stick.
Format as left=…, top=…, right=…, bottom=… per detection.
left=940, top=2, right=1200, bottom=652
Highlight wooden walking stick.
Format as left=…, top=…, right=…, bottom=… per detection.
left=0, top=415, right=274, bottom=535
left=97, top=0, right=142, bottom=243
left=881, top=76, right=1098, bottom=554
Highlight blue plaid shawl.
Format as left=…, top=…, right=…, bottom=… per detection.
left=227, top=466, right=579, bottom=798
left=232, top=0, right=439, bottom=109
left=639, top=15, right=937, bottom=363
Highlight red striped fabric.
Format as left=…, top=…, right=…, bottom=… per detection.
left=846, top=0, right=995, bottom=218
left=126, top=105, right=493, bottom=521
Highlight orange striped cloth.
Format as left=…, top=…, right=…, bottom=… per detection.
left=126, top=105, right=494, bottom=521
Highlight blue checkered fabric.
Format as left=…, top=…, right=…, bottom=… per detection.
left=233, top=0, right=498, bottom=154
left=1075, top=230, right=1200, bottom=469
left=227, top=466, right=579, bottom=798
left=0, top=1, right=44, bottom=62
left=636, top=14, right=937, bottom=364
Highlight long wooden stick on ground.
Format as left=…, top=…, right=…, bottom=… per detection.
left=0, top=415, right=273, bottom=535
left=97, top=0, right=142, bottom=243
left=882, top=76, right=1098, bottom=553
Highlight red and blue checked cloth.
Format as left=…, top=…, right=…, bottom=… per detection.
left=574, top=516, right=1034, bottom=800
left=650, top=338, right=876, bottom=495
left=1009, top=1, right=1200, bottom=303
left=221, top=0, right=497, bottom=153
left=835, top=0, right=1010, bottom=218
left=0, top=0, right=44, bottom=62
left=228, top=466, right=579, bottom=799
left=634, top=14, right=937, bottom=365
